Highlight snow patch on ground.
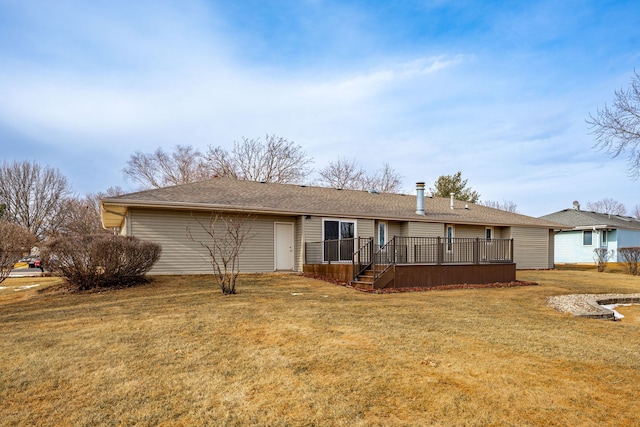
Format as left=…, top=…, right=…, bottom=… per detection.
left=601, top=303, right=634, bottom=320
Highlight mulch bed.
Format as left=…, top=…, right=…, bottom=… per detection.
left=301, top=273, right=538, bottom=294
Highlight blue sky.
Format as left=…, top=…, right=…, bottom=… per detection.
left=1, top=0, right=639, bottom=216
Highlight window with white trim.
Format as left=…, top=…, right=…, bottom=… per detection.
left=323, top=219, right=356, bottom=262
left=378, top=222, right=387, bottom=248
left=582, top=230, right=593, bottom=246
left=601, top=230, right=608, bottom=245
left=485, top=227, right=493, bottom=240
left=446, top=225, right=454, bottom=251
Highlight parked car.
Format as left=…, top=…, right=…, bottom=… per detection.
left=13, top=256, right=43, bottom=270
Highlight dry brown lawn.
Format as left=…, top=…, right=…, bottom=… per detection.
left=1, top=268, right=639, bottom=426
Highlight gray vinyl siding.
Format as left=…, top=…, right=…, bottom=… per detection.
left=128, top=208, right=295, bottom=275
left=301, top=216, right=322, bottom=265
left=406, top=222, right=443, bottom=237
left=388, top=221, right=403, bottom=238
left=303, top=216, right=323, bottom=242
left=548, top=230, right=555, bottom=268
left=358, top=219, right=375, bottom=239
left=495, top=227, right=509, bottom=239
left=295, top=216, right=304, bottom=271
left=454, top=225, right=485, bottom=239
left=510, top=226, right=551, bottom=269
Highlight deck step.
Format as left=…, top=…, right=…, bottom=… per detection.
left=350, top=280, right=374, bottom=289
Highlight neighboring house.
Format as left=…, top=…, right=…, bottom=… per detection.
left=540, top=207, right=640, bottom=265
left=101, top=178, right=564, bottom=288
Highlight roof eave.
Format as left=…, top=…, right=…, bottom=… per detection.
left=101, top=199, right=564, bottom=229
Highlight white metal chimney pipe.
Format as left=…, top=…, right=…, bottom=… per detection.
left=415, top=182, right=425, bottom=215
left=450, top=193, right=455, bottom=210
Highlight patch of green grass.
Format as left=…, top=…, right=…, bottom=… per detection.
left=1, top=270, right=639, bottom=426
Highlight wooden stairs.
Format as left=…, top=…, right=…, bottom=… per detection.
left=350, top=265, right=395, bottom=290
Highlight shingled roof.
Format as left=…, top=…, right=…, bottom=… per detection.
left=101, top=177, right=565, bottom=229
left=540, top=209, right=640, bottom=231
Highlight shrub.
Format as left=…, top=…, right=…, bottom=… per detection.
left=42, top=234, right=161, bottom=290
left=593, top=248, right=614, bottom=272
left=618, top=247, right=640, bottom=275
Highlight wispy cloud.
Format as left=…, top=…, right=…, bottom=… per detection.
left=0, top=0, right=639, bottom=215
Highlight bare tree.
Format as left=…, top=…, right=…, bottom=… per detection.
left=52, top=187, right=125, bottom=236
left=362, top=163, right=403, bottom=193
left=187, top=213, right=253, bottom=295
left=0, top=220, right=37, bottom=283
left=0, top=161, right=73, bottom=239
left=585, top=198, right=627, bottom=215
left=588, top=70, right=640, bottom=178
left=206, top=135, right=313, bottom=184
left=479, top=200, right=519, bottom=213
left=317, top=157, right=366, bottom=189
left=632, top=205, right=640, bottom=219
left=317, top=158, right=403, bottom=193
left=123, top=145, right=211, bottom=189
left=58, top=197, right=103, bottom=236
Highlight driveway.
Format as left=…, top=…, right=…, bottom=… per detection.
left=8, top=268, right=45, bottom=278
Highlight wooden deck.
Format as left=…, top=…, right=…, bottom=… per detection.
left=304, top=236, right=516, bottom=290
left=303, top=262, right=516, bottom=290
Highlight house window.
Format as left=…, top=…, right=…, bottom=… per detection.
left=583, top=230, right=593, bottom=246
left=601, top=230, right=608, bottom=245
left=378, top=222, right=387, bottom=248
left=323, top=219, right=356, bottom=262
left=485, top=227, right=493, bottom=240
left=446, top=225, right=454, bottom=251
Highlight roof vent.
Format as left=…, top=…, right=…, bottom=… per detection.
left=367, top=189, right=379, bottom=194
left=450, top=193, right=455, bottom=210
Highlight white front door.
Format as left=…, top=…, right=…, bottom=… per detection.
left=275, top=222, right=294, bottom=270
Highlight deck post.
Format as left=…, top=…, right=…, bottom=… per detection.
left=392, top=237, right=396, bottom=264
left=510, top=238, right=514, bottom=263
left=370, top=237, right=375, bottom=278
left=437, top=236, right=443, bottom=265
left=474, top=238, right=480, bottom=264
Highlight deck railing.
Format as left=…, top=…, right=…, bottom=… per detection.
left=387, top=236, right=513, bottom=265
left=305, top=237, right=363, bottom=264
left=305, top=236, right=513, bottom=272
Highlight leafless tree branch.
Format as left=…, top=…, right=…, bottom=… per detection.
left=585, top=198, right=627, bottom=215
left=479, top=200, right=519, bottom=213
left=588, top=70, right=640, bottom=179
left=123, top=145, right=211, bottom=189
left=0, top=161, right=73, bottom=239
left=206, top=135, right=313, bottom=184
left=0, top=220, right=37, bottom=283
left=187, top=213, right=253, bottom=295
left=317, top=159, right=403, bottom=193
